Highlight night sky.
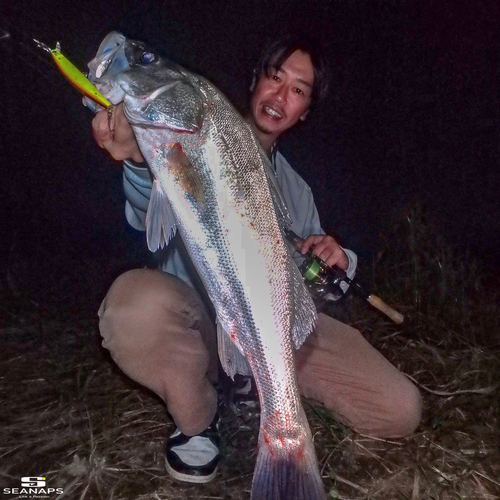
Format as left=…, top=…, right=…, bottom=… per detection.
left=1, top=0, right=499, bottom=309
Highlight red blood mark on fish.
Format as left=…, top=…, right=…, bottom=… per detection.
left=263, top=433, right=274, bottom=456
left=163, top=141, right=204, bottom=203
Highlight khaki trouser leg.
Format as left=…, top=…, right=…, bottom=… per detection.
left=99, top=269, right=421, bottom=439
left=98, top=269, right=218, bottom=436
left=296, top=313, right=422, bottom=438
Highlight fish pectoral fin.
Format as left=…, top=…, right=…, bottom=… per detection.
left=217, top=321, right=252, bottom=379
left=162, top=142, right=204, bottom=206
left=145, top=179, right=177, bottom=251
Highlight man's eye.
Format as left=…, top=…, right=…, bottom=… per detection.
left=272, top=75, right=280, bottom=82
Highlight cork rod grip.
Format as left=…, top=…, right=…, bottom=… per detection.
left=366, top=294, right=404, bottom=324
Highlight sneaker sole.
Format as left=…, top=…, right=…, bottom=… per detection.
left=165, top=456, right=219, bottom=484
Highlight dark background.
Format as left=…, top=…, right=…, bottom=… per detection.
left=1, top=0, right=499, bottom=310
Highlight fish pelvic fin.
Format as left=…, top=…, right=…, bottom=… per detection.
left=145, top=179, right=177, bottom=252
left=217, top=320, right=252, bottom=379
left=251, top=431, right=326, bottom=500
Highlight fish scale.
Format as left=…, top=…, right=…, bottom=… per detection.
left=87, top=31, right=325, bottom=500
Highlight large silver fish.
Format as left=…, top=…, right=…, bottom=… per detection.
left=87, top=32, right=324, bottom=500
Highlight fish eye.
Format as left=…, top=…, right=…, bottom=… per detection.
left=140, top=51, right=156, bottom=64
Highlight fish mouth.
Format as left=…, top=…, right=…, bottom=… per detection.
left=88, top=32, right=127, bottom=79
left=86, top=32, right=130, bottom=106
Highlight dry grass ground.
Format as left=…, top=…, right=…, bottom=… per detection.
left=1, top=208, right=499, bottom=499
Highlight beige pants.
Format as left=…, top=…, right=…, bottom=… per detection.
left=98, top=269, right=421, bottom=438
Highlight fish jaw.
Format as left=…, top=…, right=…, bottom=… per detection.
left=85, top=32, right=131, bottom=106
left=87, top=31, right=127, bottom=79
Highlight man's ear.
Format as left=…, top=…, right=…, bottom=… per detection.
left=300, top=109, right=310, bottom=121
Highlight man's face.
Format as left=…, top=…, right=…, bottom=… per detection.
left=250, top=49, right=314, bottom=140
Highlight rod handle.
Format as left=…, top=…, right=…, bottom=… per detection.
left=366, top=294, right=404, bottom=324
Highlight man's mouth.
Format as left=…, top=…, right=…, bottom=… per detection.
left=263, top=105, right=283, bottom=119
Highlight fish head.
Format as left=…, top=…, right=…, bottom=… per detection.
left=86, top=31, right=203, bottom=132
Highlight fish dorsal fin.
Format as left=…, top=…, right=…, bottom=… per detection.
left=258, top=146, right=317, bottom=348
left=258, top=145, right=292, bottom=229
left=145, top=179, right=177, bottom=251
left=217, top=320, right=252, bottom=379
left=290, top=256, right=318, bottom=350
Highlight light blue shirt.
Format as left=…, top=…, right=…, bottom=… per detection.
left=121, top=150, right=357, bottom=290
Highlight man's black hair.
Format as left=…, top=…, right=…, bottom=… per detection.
left=253, top=33, right=330, bottom=106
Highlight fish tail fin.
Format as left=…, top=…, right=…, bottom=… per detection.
left=251, top=434, right=326, bottom=500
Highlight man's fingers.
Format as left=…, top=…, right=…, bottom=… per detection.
left=300, top=235, right=320, bottom=255
left=92, top=111, right=112, bottom=144
left=301, top=234, right=349, bottom=270
left=91, top=103, right=144, bottom=162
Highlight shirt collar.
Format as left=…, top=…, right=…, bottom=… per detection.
left=270, top=143, right=278, bottom=171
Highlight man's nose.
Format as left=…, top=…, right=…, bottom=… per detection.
left=274, top=84, right=287, bottom=103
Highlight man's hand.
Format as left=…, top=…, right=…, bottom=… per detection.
left=92, top=103, right=144, bottom=163
left=301, top=234, right=349, bottom=271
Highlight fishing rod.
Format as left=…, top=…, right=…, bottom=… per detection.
left=284, top=228, right=405, bottom=324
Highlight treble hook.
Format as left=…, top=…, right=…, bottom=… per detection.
left=32, top=38, right=52, bottom=53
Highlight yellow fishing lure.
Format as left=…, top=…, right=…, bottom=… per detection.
left=35, top=39, right=111, bottom=109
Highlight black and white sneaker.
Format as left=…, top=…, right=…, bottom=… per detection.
left=232, top=374, right=259, bottom=411
left=165, top=415, right=221, bottom=483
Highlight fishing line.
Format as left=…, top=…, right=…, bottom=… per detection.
left=0, top=27, right=68, bottom=102
left=0, top=23, right=55, bottom=68
left=0, top=21, right=99, bottom=139
left=0, top=21, right=96, bottom=100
